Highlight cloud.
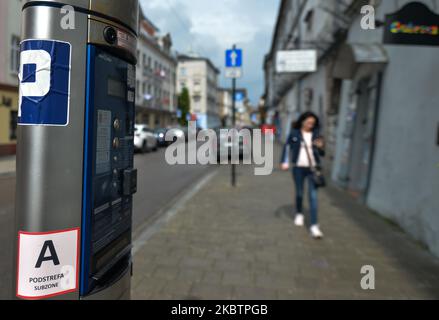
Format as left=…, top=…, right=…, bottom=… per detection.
left=140, top=0, right=280, bottom=104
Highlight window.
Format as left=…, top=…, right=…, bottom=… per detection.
left=10, top=35, right=20, bottom=73
left=10, top=111, right=18, bottom=140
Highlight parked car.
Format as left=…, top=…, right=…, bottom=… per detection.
left=134, top=124, right=158, bottom=153
left=154, top=128, right=169, bottom=147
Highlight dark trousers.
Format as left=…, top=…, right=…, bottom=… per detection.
left=293, top=167, right=319, bottom=226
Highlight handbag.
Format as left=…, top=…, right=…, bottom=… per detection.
left=302, top=136, right=327, bottom=189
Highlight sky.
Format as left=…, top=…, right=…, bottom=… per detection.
left=139, top=0, right=281, bottom=105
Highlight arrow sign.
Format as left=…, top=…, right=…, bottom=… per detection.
left=226, top=49, right=242, bottom=68
left=230, top=51, right=238, bottom=66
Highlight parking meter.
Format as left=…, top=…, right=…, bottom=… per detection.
left=14, top=0, right=139, bottom=300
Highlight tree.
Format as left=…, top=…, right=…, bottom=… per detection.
left=178, top=87, right=191, bottom=127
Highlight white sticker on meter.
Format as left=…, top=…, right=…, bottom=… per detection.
left=96, top=110, right=112, bottom=175
left=127, top=64, right=135, bottom=89
left=16, top=228, right=79, bottom=300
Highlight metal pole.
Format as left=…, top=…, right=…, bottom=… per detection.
left=232, top=77, right=237, bottom=187
left=231, top=45, right=237, bottom=187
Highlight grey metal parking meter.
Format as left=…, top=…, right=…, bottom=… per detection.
left=14, top=0, right=139, bottom=300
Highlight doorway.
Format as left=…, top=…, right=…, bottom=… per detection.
left=346, top=75, right=380, bottom=200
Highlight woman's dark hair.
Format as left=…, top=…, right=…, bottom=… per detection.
left=293, top=112, right=320, bottom=130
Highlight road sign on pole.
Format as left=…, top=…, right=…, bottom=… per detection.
left=226, top=48, right=242, bottom=68
left=225, top=45, right=243, bottom=187
left=225, top=68, right=242, bottom=79
left=225, top=48, right=243, bottom=79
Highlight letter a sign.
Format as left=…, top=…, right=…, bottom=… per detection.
left=16, top=229, right=80, bottom=300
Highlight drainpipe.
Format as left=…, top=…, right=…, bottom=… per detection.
left=364, top=71, right=383, bottom=203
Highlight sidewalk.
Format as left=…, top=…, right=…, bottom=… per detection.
left=0, top=156, right=15, bottom=176
left=131, top=163, right=439, bottom=300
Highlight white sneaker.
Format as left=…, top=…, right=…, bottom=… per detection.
left=294, top=214, right=305, bottom=227
left=310, top=225, right=324, bottom=239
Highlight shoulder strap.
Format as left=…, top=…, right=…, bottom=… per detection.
left=301, top=134, right=316, bottom=170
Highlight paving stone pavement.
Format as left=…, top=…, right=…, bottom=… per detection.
left=132, top=156, right=439, bottom=300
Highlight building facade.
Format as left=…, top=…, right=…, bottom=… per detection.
left=177, top=55, right=220, bottom=129
left=218, top=88, right=233, bottom=127
left=332, top=0, right=439, bottom=257
left=136, top=10, right=178, bottom=129
left=218, top=88, right=252, bottom=128
left=264, top=0, right=349, bottom=159
left=265, top=0, right=439, bottom=257
left=0, top=0, right=22, bottom=156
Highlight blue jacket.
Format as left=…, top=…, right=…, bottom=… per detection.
left=281, top=129, right=325, bottom=166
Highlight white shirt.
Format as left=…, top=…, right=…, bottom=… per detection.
left=296, top=131, right=316, bottom=168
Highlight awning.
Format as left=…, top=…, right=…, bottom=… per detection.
left=333, top=43, right=389, bottom=79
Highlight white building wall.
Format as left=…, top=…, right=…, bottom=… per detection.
left=137, top=36, right=176, bottom=114
left=332, top=0, right=439, bottom=256
left=177, top=58, right=220, bottom=129
left=177, top=60, right=207, bottom=114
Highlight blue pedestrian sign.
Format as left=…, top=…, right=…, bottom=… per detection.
left=225, top=48, right=243, bottom=68
left=235, top=92, right=244, bottom=102
left=18, top=39, right=71, bottom=126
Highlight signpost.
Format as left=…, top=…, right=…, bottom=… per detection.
left=225, top=45, right=242, bottom=187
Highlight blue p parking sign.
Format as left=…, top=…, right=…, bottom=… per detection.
left=18, top=40, right=71, bottom=126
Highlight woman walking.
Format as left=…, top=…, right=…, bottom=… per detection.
left=281, top=112, right=326, bottom=239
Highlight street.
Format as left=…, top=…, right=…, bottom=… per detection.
left=0, top=149, right=210, bottom=299
left=1, top=0, right=439, bottom=304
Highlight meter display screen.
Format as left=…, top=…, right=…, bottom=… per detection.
left=108, top=78, right=126, bottom=99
